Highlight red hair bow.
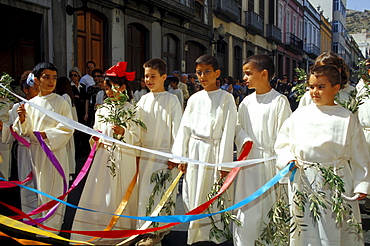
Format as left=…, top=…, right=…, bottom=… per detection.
left=105, top=62, right=136, bottom=81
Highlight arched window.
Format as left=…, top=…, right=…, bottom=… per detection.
left=163, top=34, right=180, bottom=74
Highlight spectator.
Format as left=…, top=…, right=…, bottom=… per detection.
left=79, top=61, right=96, bottom=91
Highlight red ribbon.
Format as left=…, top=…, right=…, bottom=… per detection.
left=1, top=142, right=253, bottom=239
left=0, top=172, right=33, bottom=188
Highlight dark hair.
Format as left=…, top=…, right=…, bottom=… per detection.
left=106, top=76, right=133, bottom=100
left=169, top=76, right=179, bottom=85
left=32, top=62, right=58, bottom=79
left=243, top=55, right=275, bottom=81
left=20, top=70, right=32, bottom=90
left=86, top=61, right=96, bottom=67
left=314, top=52, right=349, bottom=86
left=91, top=68, right=103, bottom=75
left=143, top=58, right=167, bottom=76
left=310, top=65, right=343, bottom=89
left=55, top=76, right=75, bottom=106
left=195, top=54, right=219, bottom=71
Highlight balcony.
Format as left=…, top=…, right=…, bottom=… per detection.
left=285, top=32, right=303, bottom=54
left=305, top=43, right=320, bottom=58
left=151, top=0, right=194, bottom=19
left=245, top=11, right=264, bottom=35
left=213, top=0, right=239, bottom=22
left=266, top=24, right=282, bottom=43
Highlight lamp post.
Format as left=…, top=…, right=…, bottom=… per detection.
left=211, top=24, right=226, bottom=56
left=271, top=42, right=278, bottom=76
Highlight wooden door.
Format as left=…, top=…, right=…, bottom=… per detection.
left=77, top=11, right=104, bottom=73
left=0, top=4, right=41, bottom=83
left=126, top=24, right=148, bottom=80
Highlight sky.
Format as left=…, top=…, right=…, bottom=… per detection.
left=347, top=0, right=370, bottom=11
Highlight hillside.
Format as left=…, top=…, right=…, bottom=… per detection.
left=346, top=9, right=370, bottom=34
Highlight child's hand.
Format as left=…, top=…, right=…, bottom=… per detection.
left=178, top=163, right=187, bottom=173
left=167, top=160, right=177, bottom=170
left=357, top=193, right=367, bottom=200
left=17, top=104, right=26, bottom=123
left=220, top=170, right=229, bottom=179
left=112, top=125, right=125, bottom=135
left=92, top=130, right=102, bottom=142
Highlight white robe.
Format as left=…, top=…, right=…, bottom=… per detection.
left=0, top=98, right=13, bottom=179
left=356, top=79, right=370, bottom=151
left=275, top=104, right=370, bottom=246
left=136, top=91, right=182, bottom=228
left=2, top=103, right=37, bottom=214
left=61, top=94, right=76, bottom=175
left=233, top=89, right=292, bottom=246
left=171, top=89, right=237, bottom=244
left=71, top=103, right=140, bottom=242
left=12, top=93, right=73, bottom=231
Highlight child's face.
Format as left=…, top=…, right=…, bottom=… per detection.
left=37, top=69, right=57, bottom=96
left=309, top=74, right=340, bottom=106
left=242, top=62, right=266, bottom=89
left=104, top=81, right=126, bottom=99
left=195, top=63, right=220, bottom=91
left=144, top=67, right=166, bottom=93
left=23, top=86, right=39, bottom=100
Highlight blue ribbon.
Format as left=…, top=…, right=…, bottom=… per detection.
left=0, top=162, right=295, bottom=224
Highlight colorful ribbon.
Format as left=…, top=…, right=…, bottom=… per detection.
left=9, top=125, right=30, bottom=148
left=0, top=162, right=295, bottom=239
left=10, top=141, right=97, bottom=223
left=0, top=214, right=93, bottom=245
left=0, top=172, right=33, bottom=188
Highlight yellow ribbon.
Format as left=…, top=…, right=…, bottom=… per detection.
left=117, top=171, right=183, bottom=245
left=0, top=231, right=51, bottom=245
left=0, top=214, right=93, bottom=245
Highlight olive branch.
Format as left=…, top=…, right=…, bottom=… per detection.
left=0, top=73, right=18, bottom=109
left=206, top=176, right=242, bottom=243
left=146, top=168, right=176, bottom=230
left=98, top=86, right=146, bottom=177
left=257, top=163, right=362, bottom=245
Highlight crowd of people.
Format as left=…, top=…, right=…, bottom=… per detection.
left=0, top=51, right=369, bottom=246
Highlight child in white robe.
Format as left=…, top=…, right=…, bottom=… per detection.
left=0, top=71, right=39, bottom=215
left=298, top=51, right=353, bottom=108
left=71, top=62, right=140, bottom=242
left=171, top=54, right=237, bottom=245
left=233, top=55, right=292, bottom=246
left=135, top=58, right=182, bottom=246
left=275, top=65, right=370, bottom=245
left=13, top=62, right=73, bottom=231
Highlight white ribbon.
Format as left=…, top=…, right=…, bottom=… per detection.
left=0, top=83, right=276, bottom=168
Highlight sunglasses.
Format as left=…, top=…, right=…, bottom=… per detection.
left=69, top=74, right=79, bottom=77
left=92, top=75, right=101, bottom=78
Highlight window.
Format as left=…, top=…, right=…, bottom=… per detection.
left=259, top=0, right=264, bottom=17
left=194, top=2, right=203, bottom=22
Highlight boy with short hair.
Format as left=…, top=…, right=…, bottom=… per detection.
left=136, top=58, right=182, bottom=246
left=233, top=54, right=292, bottom=245
left=275, top=65, right=369, bottom=245
left=168, top=77, right=184, bottom=108
left=172, top=54, right=237, bottom=245
left=13, top=62, right=74, bottom=231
